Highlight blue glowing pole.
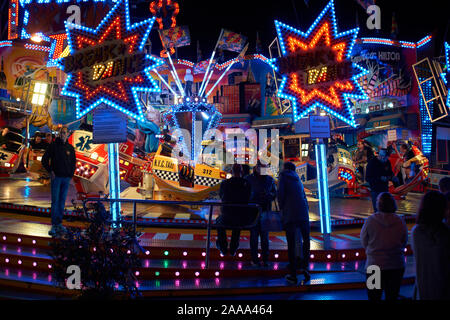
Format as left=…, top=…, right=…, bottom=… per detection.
left=315, top=140, right=331, bottom=248
left=108, top=143, right=121, bottom=224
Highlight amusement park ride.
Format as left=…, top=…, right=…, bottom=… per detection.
left=0, top=0, right=434, bottom=207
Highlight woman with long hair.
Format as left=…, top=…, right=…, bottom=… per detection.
left=412, top=191, right=450, bottom=300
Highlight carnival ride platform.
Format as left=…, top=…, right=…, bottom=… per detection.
left=0, top=211, right=417, bottom=299
left=0, top=174, right=421, bottom=229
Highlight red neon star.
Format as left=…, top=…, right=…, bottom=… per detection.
left=283, top=21, right=353, bottom=110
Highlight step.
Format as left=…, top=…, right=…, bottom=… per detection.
left=0, top=265, right=416, bottom=298
left=0, top=243, right=369, bottom=280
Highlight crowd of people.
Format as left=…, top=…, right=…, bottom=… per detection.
left=216, top=161, right=311, bottom=285
left=215, top=158, right=449, bottom=297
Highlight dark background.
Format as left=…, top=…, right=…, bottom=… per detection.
left=0, top=0, right=448, bottom=59
left=131, top=0, right=450, bottom=61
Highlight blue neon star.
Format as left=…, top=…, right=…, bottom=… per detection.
left=273, top=0, right=368, bottom=127
left=60, top=0, right=164, bottom=122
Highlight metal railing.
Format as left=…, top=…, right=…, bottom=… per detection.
left=82, top=198, right=261, bottom=269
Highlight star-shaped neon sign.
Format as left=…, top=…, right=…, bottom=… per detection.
left=60, top=0, right=164, bottom=121
left=274, top=0, right=368, bottom=127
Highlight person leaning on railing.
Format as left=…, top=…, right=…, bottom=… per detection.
left=215, top=164, right=252, bottom=257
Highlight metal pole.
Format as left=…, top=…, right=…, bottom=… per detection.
left=315, top=138, right=331, bottom=249
left=205, top=205, right=214, bottom=269
left=108, top=143, right=121, bottom=225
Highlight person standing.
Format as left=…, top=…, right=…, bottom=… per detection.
left=42, top=126, right=76, bottom=236
left=0, top=127, right=9, bottom=150
left=277, top=162, right=311, bottom=284
left=246, top=162, right=276, bottom=267
left=216, top=164, right=252, bottom=256
left=184, top=69, right=194, bottom=96
left=366, top=148, right=394, bottom=212
left=412, top=191, right=450, bottom=300
left=353, top=140, right=370, bottom=182
left=360, top=192, right=408, bottom=300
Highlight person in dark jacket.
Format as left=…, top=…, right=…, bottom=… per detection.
left=365, top=148, right=394, bottom=212
left=216, top=164, right=252, bottom=256
left=246, top=161, right=276, bottom=266
left=277, top=161, right=311, bottom=284
left=0, top=127, right=10, bottom=150
left=360, top=192, right=408, bottom=300
left=42, top=126, right=76, bottom=236
left=412, top=191, right=450, bottom=300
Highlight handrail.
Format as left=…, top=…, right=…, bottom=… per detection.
left=82, top=198, right=261, bottom=269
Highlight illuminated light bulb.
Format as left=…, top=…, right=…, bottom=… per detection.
left=127, top=250, right=131, bottom=254
left=215, top=271, right=220, bottom=277
left=155, top=271, right=160, bottom=276
left=274, top=253, right=279, bottom=259
left=17, top=238, right=21, bottom=243
left=355, top=252, right=359, bottom=257
left=135, top=271, right=139, bottom=276
left=48, top=264, right=52, bottom=269
left=341, top=254, right=346, bottom=258
left=327, top=254, right=331, bottom=259
left=175, top=271, right=180, bottom=277
left=33, top=262, right=37, bottom=267
left=18, top=259, right=22, bottom=265
left=5, top=258, right=9, bottom=263
left=164, top=251, right=169, bottom=256
left=201, top=252, right=206, bottom=257
left=404, top=248, right=407, bottom=253
left=195, top=272, right=200, bottom=277
left=2, top=236, right=6, bottom=241
left=30, top=33, right=43, bottom=43
left=145, top=250, right=150, bottom=255
left=182, top=251, right=187, bottom=256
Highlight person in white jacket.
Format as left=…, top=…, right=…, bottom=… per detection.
left=412, top=191, right=450, bottom=300
left=360, top=192, right=408, bottom=300
left=184, top=69, right=194, bottom=96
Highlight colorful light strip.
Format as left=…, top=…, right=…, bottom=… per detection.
left=357, top=34, right=432, bottom=49
left=315, top=143, right=331, bottom=235
left=107, top=143, right=121, bottom=223
left=24, top=44, right=51, bottom=52
left=0, top=41, right=13, bottom=48
left=445, top=42, right=450, bottom=109
left=418, top=78, right=433, bottom=155
left=8, top=0, right=19, bottom=40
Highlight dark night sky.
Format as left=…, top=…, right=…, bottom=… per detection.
left=130, top=0, right=449, bottom=61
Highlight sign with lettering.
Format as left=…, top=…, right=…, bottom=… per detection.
left=309, top=115, right=331, bottom=139
left=92, top=106, right=127, bottom=144
left=61, top=0, right=163, bottom=122
left=274, top=1, right=367, bottom=127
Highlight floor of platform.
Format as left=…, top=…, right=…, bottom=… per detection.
left=0, top=175, right=421, bottom=223
left=0, top=212, right=415, bottom=251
